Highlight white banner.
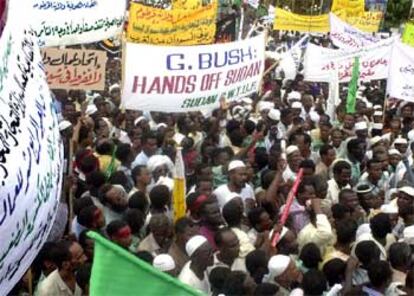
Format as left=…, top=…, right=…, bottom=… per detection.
left=278, top=35, right=308, bottom=80
left=387, top=41, right=414, bottom=102
left=0, top=17, right=63, bottom=294
left=303, top=37, right=394, bottom=83
left=29, top=0, right=126, bottom=47
left=329, top=13, right=379, bottom=50
left=122, top=34, right=266, bottom=112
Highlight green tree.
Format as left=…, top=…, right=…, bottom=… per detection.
left=384, top=0, right=412, bottom=29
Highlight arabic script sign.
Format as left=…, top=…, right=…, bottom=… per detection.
left=42, top=48, right=107, bottom=90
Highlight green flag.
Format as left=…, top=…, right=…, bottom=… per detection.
left=87, top=232, right=203, bottom=296
left=346, top=57, right=360, bottom=114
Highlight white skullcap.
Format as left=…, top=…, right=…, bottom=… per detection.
left=388, top=149, right=401, bottom=156
left=287, top=91, right=301, bottom=101
left=291, top=101, right=303, bottom=109
left=373, top=111, right=383, bottom=117
left=85, top=104, right=98, bottom=116
left=399, top=186, right=414, bottom=197
left=241, top=97, right=253, bottom=105
left=228, top=160, right=246, bottom=171
left=286, top=145, right=299, bottom=156
left=403, top=225, right=414, bottom=245
left=156, top=123, right=167, bottom=129
left=134, top=116, right=147, bottom=126
left=380, top=204, right=398, bottom=214
left=355, top=121, right=368, bottom=131
left=153, top=254, right=176, bottom=272
left=370, top=136, right=382, bottom=146
left=266, top=255, right=291, bottom=280
left=147, top=155, right=174, bottom=174
left=109, top=83, right=120, bottom=93
left=59, top=120, right=72, bottom=131
left=356, top=223, right=371, bottom=240
left=366, top=102, right=373, bottom=109
left=373, top=105, right=382, bottom=110
left=247, top=117, right=259, bottom=125
left=258, top=101, right=274, bottom=112
left=218, top=192, right=240, bottom=209
left=309, top=111, right=320, bottom=123
left=186, top=235, right=207, bottom=257
left=268, top=109, right=281, bottom=121
left=372, top=123, right=383, bottom=130
left=393, top=137, right=408, bottom=145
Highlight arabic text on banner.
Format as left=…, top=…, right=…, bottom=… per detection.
left=273, top=8, right=329, bottom=33
left=336, top=10, right=383, bottom=33
left=303, top=37, right=394, bottom=83
left=0, top=17, right=63, bottom=295
left=387, top=41, right=414, bottom=102
left=122, top=34, right=266, bottom=112
left=402, top=23, right=414, bottom=47
left=127, top=2, right=217, bottom=45
left=29, top=0, right=126, bottom=47
left=42, top=48, right=107, bottom=90
left=172, top=0, right=201, bottom=10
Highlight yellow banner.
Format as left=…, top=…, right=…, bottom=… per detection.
left=273, top=8, right=382, bottom=33
left=273, top=8, right=329, bottom=33
left=332, top=0, right=365, bottom=15
left=127, top=2, right=217, bottom=45
left=173, top=0, right=201, bottom=10
left=402, top=23, right=414, bottom=47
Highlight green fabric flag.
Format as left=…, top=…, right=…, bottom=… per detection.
left=402, top=23, right=414, bottom=47
left=346, top=57, right=360, bottom=114
left=87, top=232, right=203, bottom=296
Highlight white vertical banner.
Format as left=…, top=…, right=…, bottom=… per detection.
left=387, top=41, right=414, bottom=102
left=0, top=13, right=63, bottom=294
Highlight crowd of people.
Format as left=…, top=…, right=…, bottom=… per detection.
left=6, top=2, right=414, bottom=296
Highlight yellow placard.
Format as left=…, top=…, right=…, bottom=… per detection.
left=402, top=23, right=414, bottom=47
left=273, top=8, right=329, bottom=33
left=337, top=10, right=383, bottom=33
left=127, top=2, right=217, bottom=45
left=173, top=0, right=201, bottom=10
left=332, top=0, right=365, bottom=15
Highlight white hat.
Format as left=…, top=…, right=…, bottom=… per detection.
left=156, top=123, right=167, bottom=129
left=185, top=235, right=208, bottom=257
left=370, top=136, right=382, bottom=146
left=109, top=83, right=120, bottom=93
left=286, top=145, right=299, bottom=156
left=287, top=91, right=301, bottom=101
left=268, top=109, right=281, bottom=121
left=366, top=102, right=373, bottom=109
left=58, top=120, right=72, bottom=131
left=373, top=111, right=383, bottom=117
left=399, top=186, right=414, bottom=197
left=372, top=123, right=383, bottom=130
left=380, top=204, right=398, bottom=214
left=388, top=149, right=401, bottom=156
left=403, top=225, right=414, bottom=245
left=85, top=104, right=98, bottom=116
left=355, top=121, right=368, bottom=131
left=134, top=116, right=147, bottom=126
left=291, top=101, right=303, bottom=109
left=218, top=192, right=240, bottom=209
left=228, top=160, right=246, bottom=171
left=266, top=255, right=291, bottom=280
left=309, top=111, right=320, bottom=123
left=393, top=137, right=408, bottom=145
left=258, top=101, right=274, bottom=112
left=356, top=223, right=371, bottom=240
left=373, top=105, right=382, bottom=110
left=153, top=254, right=176, bottom=272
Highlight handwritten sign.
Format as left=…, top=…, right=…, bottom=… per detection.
left=303, top=37, right=394, bottom=83
left=30, top=0, right=126, bottom=47
left=402, top=23, right=414, bottom=48
left=122, top=34, right=265, bottom=112
left=338, top=10, right=383, bottom=33
left=0, top=17, right=63, bottom=295
left=126, top=2, right=217, bottom=45
left=273, top=8, right=329, bottom=33
left=42, top=48, right=107, bottom=90
left=329, top=13, right=379, bottom=50
left=173, top=0, right=201, bottom=10
left=387, top=41, right=414, bottom=102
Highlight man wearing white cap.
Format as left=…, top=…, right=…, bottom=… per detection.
left=178, top=235, right=214, bottom=293
left=396, top=186, right=414, bottom=239
left=264, top=255, right=303, bottom=295
left=282, top=146, right=302, bottom=183
left=213, top=160, right=255, bottom=211
left=264, top=109, right=286, bottom=153
left=153, top=254, right=177, bottom=277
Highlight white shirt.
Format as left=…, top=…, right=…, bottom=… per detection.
left=282, top=165, right=296, bottom=182
left=37, top=270, right=82, bottom=296
left=213, top=184, right=255, bottom=208
left=178, top=261, right=210, bottom=294
left=324, top=179, right=351, bottom=208
left=212, top=253, right=247, bottom=272
left=131, top=151, right=150, bottom=168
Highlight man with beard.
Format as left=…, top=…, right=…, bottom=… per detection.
left=138, top=214, right=174, bottom=256
left=99, top=184, right=128, bottom=224
left=346, top=138, right=367, bottom=185
left=282, top=145, right=303, bottom=183
left=38, top=240, right=87, bottom=296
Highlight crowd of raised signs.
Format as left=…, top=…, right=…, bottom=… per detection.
left=7, top=3, right=414, bottom=296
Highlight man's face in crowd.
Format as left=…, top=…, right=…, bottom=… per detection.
left=69, top=242, right=87, bottom=271
left=230, top=167, right=247, bottom=188
left=368, top=162, right=383, bottom=182
left=216, top=151, right=230, bottom=167
left=194, top=243, right=214, bottom=268
left=202, top=202, right=223, bottom=227
left=397, top=193, right=414, bottom=216
left=359, top=192, right=375, bottom=211
left=374, top=153, right=389, bottom=171
left=301, top=95, right=313, bottom=110
left=137, top=167, right=151, bottom=185
left=341, top=191, right=360, bottom=211
left=257, top=211, right=272, bottom=232
left=178, top=224, right=199, bottom=244
left=390, top=120, right=401, bottom=135
left=343, top=114, right=355, bottom=129
left=401, top=105, right=413, bottom=119
left=112, top=226, right=133, bottom=249
left=322, top=148, right=336, bottom=167
left=152, top=223, right=173, bottom=250
left=280, top=229, right=299, bottom=254
left=389, top=154, right=401, bottom=168
left=395, top=143, right=408, bottom=155
left=335, top=168, right=351, bottom=187
left=219, top=231, right=240, bottom=261
left=197, top=181, right=213, bottom=197
left=143, top=137, right=158, bottom=156
left=356, top=128, right=368, bottom=139
left=320, top=125, right=331, bottom=142
left=331, top=130, right=343, bottom=148
left=106, top=186, right=128, bottom=213
left=199, top=167, right=213, bottom=181
left=297, top=185, right=316, bottom=206
left=287, top=151, right=302, bottom=170
left=351, top=143, right=366, bottom=161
